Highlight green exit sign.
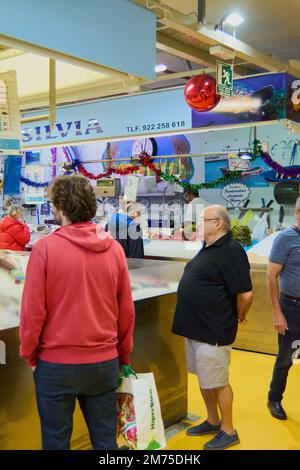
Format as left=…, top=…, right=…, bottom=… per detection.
left=217, top=61, right=233, bottom=97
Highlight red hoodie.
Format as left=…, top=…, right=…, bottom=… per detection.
left=19, top=222, right=135, bottom=367
left=0, top=216, right=30, bottom=251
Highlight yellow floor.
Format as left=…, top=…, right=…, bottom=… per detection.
left=167, top=349, right=300, bottom=450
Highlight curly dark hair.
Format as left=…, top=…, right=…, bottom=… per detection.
left=49, top=175, right=97, bottom=223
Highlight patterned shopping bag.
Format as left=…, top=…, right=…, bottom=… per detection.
left=117, top=373, right=166, bottom=450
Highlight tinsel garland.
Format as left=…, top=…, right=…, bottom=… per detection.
left=51, top=148, right=57, bottom=179
left=139, top=151, right=161, bottom=182
left=261, top=152, right=300, bottom=177
left=251, top=139, right=300, bottom=178
left=20, top=176, right=50, bottom=188
left=71, top=159, right=140, bottom=179
left=20, top=139, right=296, bottom=190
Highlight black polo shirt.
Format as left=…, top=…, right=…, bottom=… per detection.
left=172, top=232, right=252, bottom=346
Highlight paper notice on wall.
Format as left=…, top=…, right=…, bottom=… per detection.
left=124, top=175, right=140, bottom=202
left=228, top=153, right=249, bottom=171
left=0, top=71, right=22, bottom=155
left=24, top=166, right=45, bottom=204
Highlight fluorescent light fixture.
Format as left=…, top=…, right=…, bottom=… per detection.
left=223, top=12, right=245, bottom=27
left=155, top=64, right=167, bottom=73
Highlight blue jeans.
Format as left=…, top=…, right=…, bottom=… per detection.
left=268, top=296, right=300, bottom=403
left=34, top=358, right=119, bottom=450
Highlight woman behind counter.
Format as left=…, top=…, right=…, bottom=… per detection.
left=0, top=204, right=30, bottom=251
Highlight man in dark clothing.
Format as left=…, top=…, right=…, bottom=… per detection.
left=107, top=201, right=144, bottom=259
left=267, top=196, right=300, bottom=420
left=172, top=205, right=253, bottom=450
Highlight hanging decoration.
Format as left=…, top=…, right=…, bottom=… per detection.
left=139, top=151, right=160, bottom=181
left=62, top=146, right=72, bottom=163
left=184, top=74, right=221, bottom=112
left=51, top=148, right=57, bottom=179
left=71, top=153, right=242, bottom=191
left=71, top=159, right=141, bottom=180
left=20, top=139, right=294, bottom=191
left=262, top=155, right=300, bottom=177
left=252, top=139, right=300, bottom=180
left=20, top=176, right=50, bottom=188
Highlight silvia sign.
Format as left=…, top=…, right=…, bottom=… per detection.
left=22, top=119, right=104, bottom=144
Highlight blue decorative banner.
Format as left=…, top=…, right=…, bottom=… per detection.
left=3, top=155, right=22, bottom=195
left=192, top=73, right=286, bottom=128
left=286, top=74, right=300, bottom=124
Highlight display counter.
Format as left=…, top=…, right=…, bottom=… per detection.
left=234, top=253, right=277, bottom=355
left=144, top=239, right=201, bottom=261
left=0, top=253, right=187, bottom=450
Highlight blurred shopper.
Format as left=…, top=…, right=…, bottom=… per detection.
left=267, top=197, right=300, bottom=420
left=172, top=205, right=253, bottom=450
left=20, top=175, right=135, bottom=450
left=106, top=198, right=144, bottom=259
left=0, top=204, right=30, bottom=251
left=183, top=189, right=208, bottom=224
left=182, top=189, right=208, bottom=240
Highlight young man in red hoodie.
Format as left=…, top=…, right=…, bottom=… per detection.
left=20, top=175, right=135, bottom=450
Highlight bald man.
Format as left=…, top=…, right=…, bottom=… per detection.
left=172, top=205, right=253, bottom=450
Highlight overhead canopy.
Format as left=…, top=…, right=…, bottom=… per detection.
left=0, top=0, right=156, bottom=80
left=21, top=73, right=300, bottom=149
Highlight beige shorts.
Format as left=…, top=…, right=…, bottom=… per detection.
left=185, top=338, right=232, bottom=389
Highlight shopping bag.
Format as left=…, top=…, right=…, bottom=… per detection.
left=117, top=373, right=166, bottom=450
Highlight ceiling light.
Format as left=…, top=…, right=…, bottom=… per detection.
left=223, top=12, right=245, bottom=27
left=155, top=64, right=167, bottom=73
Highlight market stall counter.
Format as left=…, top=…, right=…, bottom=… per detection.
left=234, top=252, right=277, bottom=355
left=0, top=252, right=187, bottom=450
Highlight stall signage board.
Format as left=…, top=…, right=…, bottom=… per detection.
left=21, top=87, right=191, bottom=148
left=24, top=166, right=45, bottom=204
left=221, top=183, right=250, bottom=208
left=0, top=71, right=22, bottom=155
left=22, top=73, right=289, bottom=148
left=217, top=62, right=233, bottom=97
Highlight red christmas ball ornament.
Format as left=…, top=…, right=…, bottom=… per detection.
left=184, top=74, right=221, bottom=112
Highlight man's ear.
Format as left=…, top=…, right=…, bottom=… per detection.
left=216, top=218, right=223, bottom=229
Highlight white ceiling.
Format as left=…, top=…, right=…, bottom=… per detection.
left=161, top=0, right=300, bottom=61
left=0, top=0, right=299, bottom=109
left=0, top=53, right=107, bottom=97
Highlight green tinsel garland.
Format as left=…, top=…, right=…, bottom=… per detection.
left=156, top=140, right=263, bottom=191
left=68, top=140, right=265, bottom=193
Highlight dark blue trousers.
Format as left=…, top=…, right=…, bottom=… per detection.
left=268, top=296, right=300, bottom=403
left=34, top=357, right=119, bottom=450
